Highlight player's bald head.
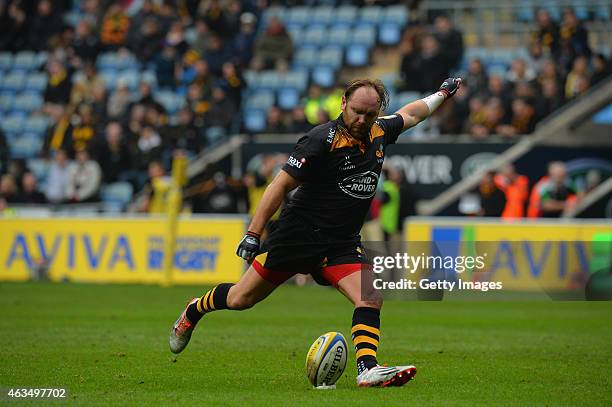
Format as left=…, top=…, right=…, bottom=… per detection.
left=343, top=79, right=389, bottom=111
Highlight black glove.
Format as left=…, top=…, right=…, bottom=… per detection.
left=236, top=231, right=261, bottom=262
left=439, top=77, right=462, bottom=98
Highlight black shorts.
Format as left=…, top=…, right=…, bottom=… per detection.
left=252, top=211, right=370, bottom=286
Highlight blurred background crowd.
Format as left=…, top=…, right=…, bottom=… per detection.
left=0, top=0, right=610, bottom=223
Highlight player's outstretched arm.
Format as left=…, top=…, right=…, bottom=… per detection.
left=395, top=78, right=462, bottom=131
left=236, top=170, right=301, bottom=261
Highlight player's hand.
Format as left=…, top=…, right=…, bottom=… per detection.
left=439, top=78, right=462, bottom=98
left=236, top=231, right=261, bottom=262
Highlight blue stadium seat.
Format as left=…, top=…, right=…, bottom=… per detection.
left=383, top=5, right=409, bottom=26
left=35, top=51, right=47, bottom=68
left=318, top=46, right=343, bottom=69
left=283, top=70, right=309, bottom=92
left=10, top=133, right=43, bottom=159
left=1, top=71, right=26, bottom=91
left=100, top=69, right=119, bottom=90
left=327, top=26, right=352, bottom=46
left=244, top=108, right=267, bottom=133
left=98, top=51, right=138, bottom=71
left=352, top=25, right=376, bottom=47
left=257, top=71, right=283, bottom=91
left=336, top=5, right=357, bottom=25
left=244, top=90, right=275, bottom=110
left=303, top=25, right=327, bottom=47
left=0, top=93, right=14, bottom=112
left=345, top=45, right=369, bottom=67
left=13, top=51, right=37, bottom=71
left=261, top=7, right=288, bottom=26
left=517, top=1, right=535, bottom=22
left=595, top=4, right=610, bottom=21
left=25, top=72, right=48, bottom=92
left=293, top=46, right=318, bottom=69
left=13, top=92, right=43, bottom=113
left=141, top=70, right=158, bottom=88
left=155, top=91, right=185, bottom=114
left=286, top=23, right=303, bottom=41
left=1, top=114, right=25, bottom=133
left=101, top=182, right=134, bottom=213
left=117, top=69, right=140, bottom=91
left=359, top=6, right=384, bottom=25
left=24, top=115, right=50, bottom=135
left=277, top=87, right=300, bottom=110
left=287, top=6, right=310, bottom=25
left=379, top=23, right=402, bottom=45
left=0, top=53, right=12, bottom=70
left=27, top=158, right=50, bottom=184
left=311, top=66, right=335, bottom=88
left=389, top=91, right=421, bottom=113
left=312, top=6, right=334, bottom=25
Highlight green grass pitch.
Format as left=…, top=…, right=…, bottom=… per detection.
left=0, top=282, right=611, bottom=406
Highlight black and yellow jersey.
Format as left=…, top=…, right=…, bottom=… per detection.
left=281, top=114, right=404, bottom=239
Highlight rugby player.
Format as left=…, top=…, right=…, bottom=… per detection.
left=170, top=77, right=461, bottom=387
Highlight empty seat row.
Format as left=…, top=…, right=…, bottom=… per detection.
left=263, top=5, right=409, bottom=27
left=0, top=51, right=47, bottom=71
left=1, top=71, right=48, bottom=92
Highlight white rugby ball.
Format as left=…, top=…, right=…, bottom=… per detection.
left=305, top=332, right=348, bottom=387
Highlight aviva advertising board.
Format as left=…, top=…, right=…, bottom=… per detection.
left=405, top=218, right=611, bottom=291
left=0, top=216, right=247, bottom=285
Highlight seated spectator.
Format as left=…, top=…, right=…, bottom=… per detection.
left=565, top=56, right=590, bottom=99
left=137, top=81, right=165, bottom=113
left=45, top=149, right=71, bottom=204
left=205, top=87, right=235, bottom=132
left=97, top=122, right=131, bottom=184
left=165, top=21, right=189, bottom=56
left=559, top=8, right=591, bottom=71
left=161, top=108, right=202, bottom=154
left=15, top=173, right=47, bottom=204
left=204, top=35, right=231, bottom=76
left=264, top=106, right=287, bottom=134
left=414, top=35, right=447, bottom=93
left=484, top=75, right=511, bottom=111
left=28, top=0, right=63, bottom=51
left=70, top=104, right=97, bottom=156
left=465, top=58, right=488, bottom=95
left=590, top=54, right=611, bottom=86
left=42, top=105, right=73, bottom=158
left=218, top=62, right=245, bottom=111
left=537, top=59, right=561, bottom=88
left=494, top=164, right=529, bottom=219
left=287, top=106, right=312, bottom=134
left=44, top=59, right=73, bottom=107
left=468, top=97, right=505, bottom=138
left=72, top=20, right=100, bottom=65
left=539, top=161, right=581, bottom=218
left=478, top=171, right=506, bottom=217
left=199, top=0, right=230, bottom=38
left=232, top=12, right=258, bottom=68
left=252, top=16, right=293, bottom=70
left=497, top=98, right=536, bottom=137
left=134, top=126, right=163, bottom=171
left=526, top=41, right=547, bottom=74
left=100, top=5, right=130, bottom=50
left=535, top=78, right=563, bottom=121
left=0, top=174, right=18, bottom=204
left=506, top=58, right=536, bottom=89
left=533, top=9, right=560, bottom=59
left=0, top=1, right=28, bottom=52
left=155, top=44, right=178, bottom=89
left=192, top=20, right=213, bottom=57
left=107, top=80, right=133, bottom=120
left=432, top=15, right=464, bottom=73
left=66, top=149, right=102, bottom=203
left=304, top=85, right=325, bottom=125
left=137, top=160, right=170, bottom=213
left=71, top=63, right=105, bottom=106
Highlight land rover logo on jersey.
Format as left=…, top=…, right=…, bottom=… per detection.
left=339, top=171, right=379, bottom=199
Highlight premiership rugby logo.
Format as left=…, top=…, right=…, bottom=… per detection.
left=338, top=171, right=378, bottom=199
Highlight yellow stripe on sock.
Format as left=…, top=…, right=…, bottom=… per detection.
left=351, top=324, right=380, bottom=337
left=356, top=348, right=377, bottom=359
left=201, top=291, right=212, bottom=312
left=208, top=286, right=218, bottom=310
left=352, top=335, right=379, bottom=347
left=196, top=297, right=204, bottom=313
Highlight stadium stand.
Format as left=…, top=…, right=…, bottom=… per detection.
left=0, top=0, right=610, bottom=219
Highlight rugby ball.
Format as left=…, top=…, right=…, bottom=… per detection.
left=305, top=332, right=348, bottom=387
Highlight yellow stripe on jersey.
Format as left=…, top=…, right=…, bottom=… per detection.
left=356, top=348, right=377, bottom=359
left=352, top=335, right=380, bottom=347
left=351, top=324, right=380, bottom=337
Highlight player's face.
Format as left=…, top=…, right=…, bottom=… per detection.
left=342, top=87, right=381, bottom=141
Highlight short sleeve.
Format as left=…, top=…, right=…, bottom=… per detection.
left=282, top=134, right=327, bottom=181
left=377, top=114, right=405, bottom=145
